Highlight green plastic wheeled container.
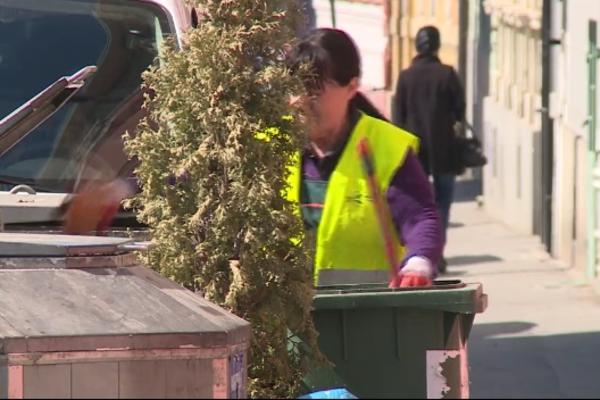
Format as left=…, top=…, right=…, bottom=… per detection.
left=307, top=280, right=487, bottom=399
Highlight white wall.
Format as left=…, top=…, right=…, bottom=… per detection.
left=551, top=0, right=600, bottom=275
left=561, top=4, right=596, bottom=137
left=483, top=97, right=536, bottom=233
left=481, top=4, right=542, bottom=235
left=465, top=0, right=479, bottom=128
left=313, top=0, right=386, bottom=90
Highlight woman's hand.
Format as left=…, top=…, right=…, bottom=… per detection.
left=63, top=179, right=134, bottom=235
left=389, top=256, right=434, bottom=288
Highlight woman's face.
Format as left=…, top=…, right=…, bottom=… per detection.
left=292, top=77, right=359, bottom=139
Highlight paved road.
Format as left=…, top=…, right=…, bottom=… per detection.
left=448, top=179, right=600, bottom=398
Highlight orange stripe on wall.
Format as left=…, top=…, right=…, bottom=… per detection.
left=7, top=366, right=23, bottom=399
left=212, top=358, right=228, bottom=399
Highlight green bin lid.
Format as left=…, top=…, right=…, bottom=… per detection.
left=313, top=280, right=487, bottom=314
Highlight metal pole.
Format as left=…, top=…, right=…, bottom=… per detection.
left=329, top=0, right=336, bottom=27
left=458, top=0, right=469, bottom=88
left=587, top=20, right=599, bottom=279
left=540, top=0, right=554, bottom=252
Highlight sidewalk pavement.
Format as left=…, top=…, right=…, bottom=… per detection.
left=448, top=179, right=600, bottom=399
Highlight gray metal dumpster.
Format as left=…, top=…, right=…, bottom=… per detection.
left=0, top=233, right=250, bottom=399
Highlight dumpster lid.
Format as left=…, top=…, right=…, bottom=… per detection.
left=313, top=280, right=487, bottom=314
left=0, top=266, right=250, bottom=353
left=317, top=280, right=467, bottom=294
left=0, top=232, right=133, bottom=257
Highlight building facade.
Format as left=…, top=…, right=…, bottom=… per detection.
left=314, top=0, right=464, bottom=118
left=478, top=0, right=542, bottom=234
left=546, top=0, right=600, bottom=283
left=468, top=0, right=600, bottom=286
left=387, top=0, right=464, bottom=94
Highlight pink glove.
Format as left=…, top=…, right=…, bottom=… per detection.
left=389, top=256, right=434, bottom=288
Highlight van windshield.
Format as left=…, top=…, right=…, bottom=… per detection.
left=0, top=0, right=172, bottom=192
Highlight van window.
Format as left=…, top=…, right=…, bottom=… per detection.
left=0, top=0, right=173, bottom=191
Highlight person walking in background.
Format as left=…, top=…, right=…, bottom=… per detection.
left=286, top=28, right=442, bottom=287
left=392, top=26, right=466, bottom=273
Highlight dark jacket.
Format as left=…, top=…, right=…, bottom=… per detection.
left=392, top=54, right=465, bottom=175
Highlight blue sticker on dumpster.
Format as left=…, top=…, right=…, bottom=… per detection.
left=230, top=352, right=244, bottom=399
left=298, top=388, right=358, bottom=399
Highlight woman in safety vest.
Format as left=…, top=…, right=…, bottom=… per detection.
left=286, top=28, right=443, bottom=288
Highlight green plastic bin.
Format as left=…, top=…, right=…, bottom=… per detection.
left=307, top=280, right=487, bottom=399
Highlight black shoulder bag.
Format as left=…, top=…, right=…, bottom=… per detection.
left=455, top=121, right=487, bottom=169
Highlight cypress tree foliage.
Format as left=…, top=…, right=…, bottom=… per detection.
left=124, top=0, right=323, bottom=397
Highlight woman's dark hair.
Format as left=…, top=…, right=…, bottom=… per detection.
left=287, top=28, right=386, bottom=120
left=350, top=92, right=388, bottom=121
left=287, top=28, right=361, bottom=92
left=415, top=26, right=441, bottom=55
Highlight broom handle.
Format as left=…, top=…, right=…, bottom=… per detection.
left=357, top=137, right=399, bottom=280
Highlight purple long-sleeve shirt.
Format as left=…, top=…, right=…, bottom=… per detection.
left=301, top=111, right=443, bottom=271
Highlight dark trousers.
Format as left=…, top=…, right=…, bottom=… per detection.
left=432, top=174, right=455, bottom=247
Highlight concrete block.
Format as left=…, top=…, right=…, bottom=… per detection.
left=24, top=364, right=71, bottom=399
left=72, top=362, right=118, bottom=398
left=119, top=360, right=166, bottom=398
left=164, top=359, right=213, bottom=399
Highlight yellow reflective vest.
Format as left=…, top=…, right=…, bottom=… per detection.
left=286, top=112, right=420, bottom=284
